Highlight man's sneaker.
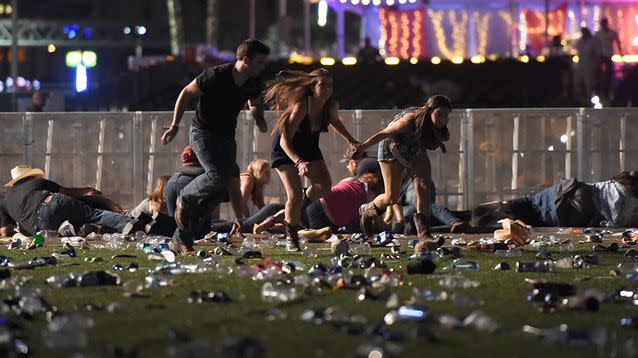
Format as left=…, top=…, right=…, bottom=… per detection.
left=57, top=220, right=76, bottom=237
left=78, top=223, right=99, bottom=237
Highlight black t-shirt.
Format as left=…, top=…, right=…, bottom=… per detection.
left=191, top=63, right=265, bottom=137
left=0, top=200, right=14, bottom=228
left=4, top=177, right=61, bottom=235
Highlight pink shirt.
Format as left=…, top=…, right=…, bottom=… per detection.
left=321, top=179, right=367, bottom=227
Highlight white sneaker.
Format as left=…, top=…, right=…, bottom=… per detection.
left=57, top=220, right=76, bottom=237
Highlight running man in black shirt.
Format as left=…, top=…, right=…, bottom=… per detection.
left=160, top=39, right=270, bottom=255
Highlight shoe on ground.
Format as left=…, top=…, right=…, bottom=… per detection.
left=285, top=236, right=301, bottom=252
left=58, top=220, right=76, bottom=237
left=169, top=240, right=196, bottom=256
left=450, top=221, right=470, bottom=234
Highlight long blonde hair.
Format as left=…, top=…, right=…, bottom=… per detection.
left=247, top=159, right=269, bottom=181
left=264, top=68, right=332, bottom=136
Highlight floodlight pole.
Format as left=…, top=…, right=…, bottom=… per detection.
left=337, top=7, right=345, bottom=58
left=278, top=0, right=288, bottom=57
left=304, top=0, right=311, bottom=54
left=10, top=0, right=18, bottom=111
left=250, top=0, right=255, bottom=38
left=544, top=0, right=550, bottom=48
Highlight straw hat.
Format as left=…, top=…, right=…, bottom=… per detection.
left=4, top=165, right=45, bottom=188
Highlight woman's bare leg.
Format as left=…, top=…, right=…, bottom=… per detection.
left=305, top=160, right=332, bottom=200
left=276, top=165, right=304, bottom=250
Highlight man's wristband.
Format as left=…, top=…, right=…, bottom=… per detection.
left=170, top=124, right=179, bottom=129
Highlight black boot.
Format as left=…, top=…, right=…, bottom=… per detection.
left=285, top=221, right=301, bottom=252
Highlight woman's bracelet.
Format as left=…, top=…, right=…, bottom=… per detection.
left=294, top=159, right=304, bottom=167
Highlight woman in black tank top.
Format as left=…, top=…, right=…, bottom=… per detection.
left=265, top=69, right=360, bottom=251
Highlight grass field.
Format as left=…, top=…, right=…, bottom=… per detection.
left=1, top=232, right=638, bottom=357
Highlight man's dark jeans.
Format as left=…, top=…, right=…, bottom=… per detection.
left=165, top=173, right=197, bottom=217
left=36, top=192, right=130, bottom=233
left=174, top=126, right=237, bottom=245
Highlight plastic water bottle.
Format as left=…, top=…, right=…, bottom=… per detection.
left=463, top=311, right=500, bottom=332
left=494, top=248, right=522, bottom=257
left=411, top=288, right=448, bottom=302
left=516, top=260, right=554, bottom=272
left=554, top=257, right=574, bottom=269
left=396, top=305, right=428, bottom=321
left=242, top=237, right=257, bottom=249
left=446, top=259, right=479, bottom=272
left=261, top=282, right=298, bottom=302
left=350, top=242, right=372, bottom=256
left=439, top=275, right=481, bottom=289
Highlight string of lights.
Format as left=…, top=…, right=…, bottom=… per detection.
left=593, top=5, right=601, bottom=32
left=450, top=10, right=469, bottom=57
left=338, top=0, right=417, bottom=5
left=379, top=7, right=389, bottom=57
left=519, top=11, right=527, bottom=52
left=400, top=12, right=410, bottom=58
left=388, top=11, right=399, bottom=56
left=428, top=9, right=455, bottom=58
left=474, top=11, right=490, bottom=56
left=345, top=2, right=636, bottom=60
left=412, top=9, right=423, bottom=58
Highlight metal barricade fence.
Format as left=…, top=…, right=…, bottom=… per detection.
left=1, top=108, right=636, bottom=219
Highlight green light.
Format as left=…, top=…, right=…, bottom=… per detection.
left=82, top=51, right=97, bottom=68
left=66, top=51, right=82, bottom=68
left=66, top=50, right=97, bottom=68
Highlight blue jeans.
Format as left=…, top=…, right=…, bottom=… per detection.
left=36, top=192, right=130, bottom=233
left=530, top=184, right=559, bottom=226
left=174, top=126, right=237, bottom=245
left=210, top=203, right=284, bottom=233
left=164, top=173, right=198, bottom=217
left=401, top=180, right=459, bottom=226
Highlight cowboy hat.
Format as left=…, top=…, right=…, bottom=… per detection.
left=493, top=218, right=531, bottom=246
left=4, top=165, right=45, bottom=188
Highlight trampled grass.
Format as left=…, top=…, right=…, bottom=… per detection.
left=2, top=234, right=638, bottom=357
